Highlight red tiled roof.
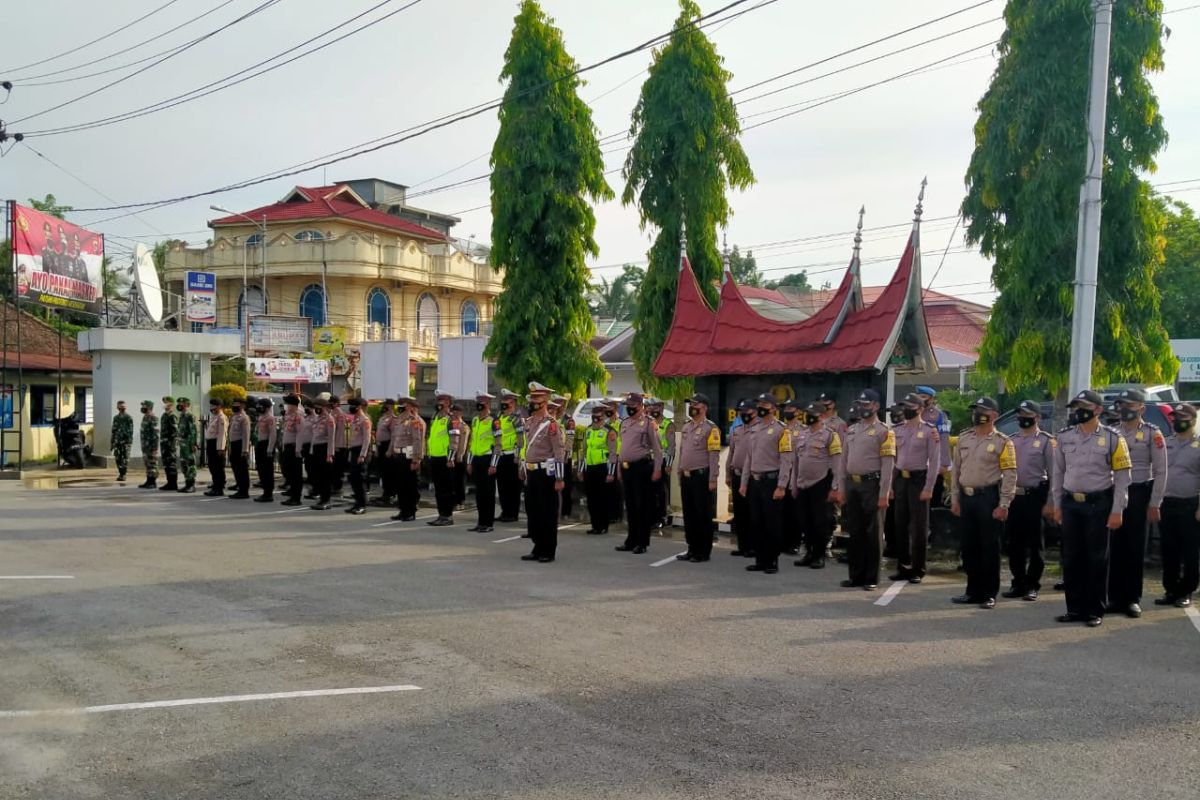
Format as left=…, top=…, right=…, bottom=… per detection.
left=1, top=351, right=92, bottom=372
left=210, top=184, right=446, bottom=241
left=652, top=257, right=718, bottom=375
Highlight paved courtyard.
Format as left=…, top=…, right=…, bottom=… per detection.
left=1, top=479, right=1197, bottom=799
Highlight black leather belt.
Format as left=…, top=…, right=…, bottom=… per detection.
left=848, top=472, right=880, bottom=484
left=897, top=469, right=927, bottom=480
left=682, top=468, right=710, bottom=478
left=751, top=471, right=779, bottom=481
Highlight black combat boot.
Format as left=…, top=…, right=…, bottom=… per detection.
left=178, top=480, right=196, bottom=494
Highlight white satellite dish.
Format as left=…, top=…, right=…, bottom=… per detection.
left=132, top=243, right=163, bottom=323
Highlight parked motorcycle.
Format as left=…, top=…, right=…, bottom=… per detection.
left=53, top=415, right=88, bottom=469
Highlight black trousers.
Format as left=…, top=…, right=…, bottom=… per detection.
left=472, top=455, right=496, bottom=526
left=730, top=471, right=752, bottom=553
left=844, top=478, right=882, bottom=586
left=782, top=491, right=802, bottom=552
left=893, top=472, right=930, bottom=578
left=301, top=444, right=312, bottom=488
left=653, top=469, right=669, bottom=525
left=1061, top=491, right=1113, bottom=619
left=206, top=438, right=226, bottom=490
left=229, top=440, right=250, bottom=493
left=331, top=448, right=348, bottom=492
left=430, top=456, right=455, bottom=518
left=310, top=443, right=331, bottom=503
left=453, top=461, right=467, bottom=506
left=526, top=468, right=558, bottom=557
left=748, top=475, right=783, bottom=569
left=255, top=441, right=275, bottom=498
left=376, top=442, right=396, bottom=499
left=561, top=458, right=575, bottom=518
left=396, top=457, right=420, bottom=518
left=680, top=469, right=714, bottom=558
left=496, top=454, right=521, bottom=519
left=1161, top=496, right=1200, bottom=600
left=622, top=459, right=656, bottom=549
left=284, top=443, right=302, bottom=501
left=608, top=472, right=624, bottom=522
left=1006, top=485, right=1048, bottom=591
left=583, top=464, right=610, bottom=533
left=961, top=486, right=1002, bottom=600
left=1108, top=481, right=1152, bottom=607
left=797, top=473, right=833, bottom=556
left=348, top=445, right=367, bottom=508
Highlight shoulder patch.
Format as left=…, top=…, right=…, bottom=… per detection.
left=778, top=430, right=792, bottom=453
left=706, top=427, right=721, bottom=452
left=880, top=429, right=897, bottom=458
left=1153, top=430, right=1165, bottom=449
left=1111, top=436, right=1132, bottom=471
left=999, top=439, right=1017, bottom=471
left=828, top=430, right=843, bottom=456
left=549, top=421, right=558, bottom=435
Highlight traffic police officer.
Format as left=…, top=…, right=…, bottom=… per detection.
left=839, top=389, right=894, bottom=590
left=1159, top=402, right=1200, bottom=608
left=551, top=394, right=577, bottom=518
left=890, top=392, right=941, bottom=583
left=615, top=393, right=664, bottom=555
left=139, top=400, right=159, bottom=489
left=468, top=391, right=500, bottom=533
left=426, top=389, right=456, bottom=526
left=674, top=393, right=721, bottom=562
left=112, top=400, right=133, bottom=482
left=950, top=397, right=1017, bottom=609
left=580, top=403, right=618, bottom=536
left=726, top=399, right=756, bottom=558
left=389, top=395, right=426, bottom=521
left=792, top=400, right=842, bottom=570
left=1004, top=400, right=1055, bottom=601
left=1108, top=388, right=1167, bottom=618
left=495, top=389, right=525, bottom=523
left=1051, top=389, right=1133, bottom=627
left=521, top=382, right=565, bottom=562
left=158, top=395, right=180, bottom=491
left=739, top=393, right=793, bottom=574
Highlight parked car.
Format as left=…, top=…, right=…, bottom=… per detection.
left=571, top=397, right=674, bottom=429
left=995, top=400, right=1174, bottom=436
left=1099, top=383, right=1179, bottom=403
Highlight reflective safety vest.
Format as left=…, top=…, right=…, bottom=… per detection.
left=609, top=422, right=621, bottom=456
left=585, top=426, right=610, bottom=466
left=658, top=421, right=670, bottom=451
left=500, top=415, right=518, bottom=451
left=470, top=416, right=494, bottom=457
left=428, top=415, right=450, bottom=457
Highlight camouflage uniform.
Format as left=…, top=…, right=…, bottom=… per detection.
left=177, top=398, right=199, bottom=490
left=112, top=410, right=133, bottom=479
left=159, top=397, right=180, bottom=489
left=140, top=403, right=159, bottom=486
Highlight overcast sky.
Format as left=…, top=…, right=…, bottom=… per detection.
left=2, top=0, right=1198, bottom=306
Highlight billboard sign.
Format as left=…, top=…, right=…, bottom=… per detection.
left=9, top=202, right=104, bottom=314
left=248, top=358, right=330, bottom=384
left=360, top=340, right=410, bottom=400
left=248, top=314, right=312, bottom=352
left=1171, top=339, right=1200, bottom=382
left=185, top=271, right=217, bottom=324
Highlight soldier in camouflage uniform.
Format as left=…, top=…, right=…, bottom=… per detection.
left=139, top=400, right=159, bottom=489
left=111, top=400, right=133, bottom=482
left=158, top=395, right=180, bottom=491
left=176, top=397, right=199, bottom=493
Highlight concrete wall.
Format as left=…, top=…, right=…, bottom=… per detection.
left=91, top=350, right=172, bottom=454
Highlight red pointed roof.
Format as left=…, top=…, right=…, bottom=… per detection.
left=651, top=257, right=718, bottom=376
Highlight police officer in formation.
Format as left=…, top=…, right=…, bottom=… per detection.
left=840, top=389, right=894, bottom=590
left=111, top=400, right=133, bottom=482
left=280, top=394, right=304, bottom=506
left=467, top=391, right=500, bottom=533
left=1160, top=402, right=1200, bottom=608
left=779, top=399, right=805, bottom=556
left=426, top=389, right=457, bottom=526
left=374, top=398, right=397, bottom=507
left=521, top=382, right=565, bottom=562
left=726, top=399, right=756, bottom=559
left=494, top=389, right=525, bottom=523
left=580, top=400, right=619, bottom=536
left=176, top=397, right=199, bottom=494
left=791, top=400, right=842, bottom=570
left=227, top=399, right=252, bottom=499
left=345, top=397, right=372, bottom=515
left=673, top=393, right=721, bottom=562
left=615, top=393, right=664, bottom=555
left=649, top=397, right=674, bottom=529
left=739, top=393, right=793, bottom=574
left=1004, top=400, right=1053, bottom=601
left=138, top=400, right=159, bottom=489
left=253, top=397, right=277, bottom=503
left=890, top=393, right=940, bottom=583
left=389, top=395, right=425, bottom=521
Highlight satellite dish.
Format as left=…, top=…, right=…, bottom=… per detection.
left=132, top=243, right=163, bottom=323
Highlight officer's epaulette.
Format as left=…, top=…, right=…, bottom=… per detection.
left=1057, top=425, right=1075, bottom=434
left=956, top=427, right=974, bottom=436
left=1101, top=424, right=1122, bottom=436
left=1040, top=429, right=1056, bottom=440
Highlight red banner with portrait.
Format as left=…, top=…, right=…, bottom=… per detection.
left=9, top=202, right=104, bottom=314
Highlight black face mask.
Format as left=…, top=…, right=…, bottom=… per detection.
left=626, top=405, right=639, bottom=416
left=739, top=412, right=753, bottom=423
left=972, top=412, right=989, bottom=426
left=856, top=406, right=874, bottom=420
left=232, top=406, right=243, bottom=414
left=804, top=413, right=819, bottom=426
left=782, top=410, right=796, bottom=421
left=650, top=410, right=661, bottom=418
left=1069, top=408, right=1095, bottom=425
left=688, top=406, right=701, bottom=418
left=1118, top=407, right=1139, bottom=422
left=902, top=408, right=919, bottom=420
left=756, top=407, right=770, bottom=418
left=475, top=403, right=487, bottom=412
left=1174, top=418, right=1194, bottom=433
left=1018, top=416, right=1037, bottom=429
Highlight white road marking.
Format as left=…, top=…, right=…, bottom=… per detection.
left=370, top=513, right=438, bottom=528
left=492, top=535, right=522, bottom=543
left=1184, top=605, right=1200, bottom=635
left=0, top=575, right=75, bottom=580
left=873, top=581, right=907, bottom=606
left=557, top=523, right=581, bottom=531
left=265, top=506, right=311, bottom=514
left=650, top=551, right=690, bottom=568
left=0, top=684, right=423, bottom=719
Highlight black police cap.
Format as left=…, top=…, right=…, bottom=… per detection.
left=970, top=396, right=1000, bottom=412
left=1017, top=400, right=1041, bottom=416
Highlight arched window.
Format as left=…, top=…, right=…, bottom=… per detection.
left=367, top=287, right=391, bottom=329
left=245, top=233, right=264, bottom=247
left=416, top=293, right=439, bottom=334
left=461, top=300, right=479, bottom=335
left=294, top=230, right=324, bottom=242
left=238, top=286, right=266, bottom=329
left=299, top=284, right=326, bottom=327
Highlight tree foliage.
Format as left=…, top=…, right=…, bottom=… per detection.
left=623, top=0, right=754, bottom=398
left=485, top=0, right=611, bottom=398
left=765, top=270, right=811, bottom=291
left=590, top=264, right=643, bottom=321
left=728, top=245, right=760, bottom=286
left=1154, top=198, right=1200, bottom=339
left=963, top=0, right=1174, bottom=393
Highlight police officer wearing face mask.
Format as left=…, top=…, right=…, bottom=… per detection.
left=494, top=389, right=525, bottom=523
left=1107, top=388, right=1168, bottom=618
left=793, top=400, right=843, bottom=569
left=1051, top=390, right=1133, bottom=627
left=838, top=389, right=895, bottom=590
left=1003, top=400, right=1055, bottom=601
left=467, top=392, right=500, bottom=533
left=580, top=403, right=618, bottom=536
left=738, top=394, right=794, bottom=574
left=890, top=393, right=941, bottom=584
left=615, top=393, right=664, bottom=555
left=1158, top=402, right=1200, bottom=608
left=726, top=399, right=757, bottom=558
left=673, top=393, right=721, bottom=562
left=426, top=389, right=457, bottom=526
left=779, top=399, right=805, bottom=557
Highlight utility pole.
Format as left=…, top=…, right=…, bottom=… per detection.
left=1068, top=0, right=1115, bottom=396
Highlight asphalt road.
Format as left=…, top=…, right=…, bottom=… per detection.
left=1, top=479, right=1197, bottom=800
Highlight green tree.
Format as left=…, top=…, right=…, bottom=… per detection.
left=624, top=0, right=754, bottom=398
left=962, top=0, right=1174, bottom=394
left=485, top=0, right=611, bottom=397
left=29, top=194, right=73, bottom=218
left=765, top=271, right=811, bottom=291
left=1154, top=198, right=1200, bottom=339
left=728, top=245, right=760, bottom=286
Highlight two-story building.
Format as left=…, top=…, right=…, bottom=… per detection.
left=166, top=179, right=502, bottom=365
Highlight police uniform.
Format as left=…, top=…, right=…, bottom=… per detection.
left=111, top=406, right=133, bottom=482
left=616, top=394, right=664, bottom=554
left=450, top=407, right=470, bottom=511
left=281, top=396, right=304, bottom=505
left=603, top=399, right=625, bottom=525
left=469, top=393, right=501, bottom=532
left=309, top=402, right=336, bottom=509
left=138, top=402, right=159, bottom=488
left=374, top=401, right=397, bottom=505
left=492, top=390, right=524, bottom=522
left=950, top=398, right=1017, bottom=606
left=651, top=400, right=675, bottom=528
left=726, top=400, right=756, bottom=557
left=389, top=397, right=426, bottom=520
left=158, top=396, right=180, bottom=491
left=1051, top=390, right=1133, bottom=625
left=580, top=411, right=618, bottom=536
left=554, top=395, right=577, bottom=519
left=1108, top=389, right=1168, bottom=614
left=792, top=401, right=842, bottom=569
left=426, top=392, right=456, bottom=524
left=676, top=394, right=721, bottom=561
left=345, top=400, right=373, bottom=514
left=891, top=394, right=941, bottom=581
left=522, top=383, right=566, bottom=561
left=298, top=406, right=315, bottom=496
left=917, top=386, right=953, bottom=508
left=780, top=401, right=806, bottom=556
left=204, top=401, right=229, bottom=495
left=1006, top=402, right=1055, bottom=598
left=839, top=390, right=895, bottom=588
left=253, top=399, right=278, bottom=502
left=227, top=405, right=252, bottom=498
left=740, top=395, right=794, bottom=573
left=1159, top=403, right=1200, bottom=607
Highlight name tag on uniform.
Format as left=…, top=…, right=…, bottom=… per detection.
left=867, top=429, right=876, bottom=436
left=916, top=432, right=925, bottom=439
left=1136, top=431, right=1145, bottom=441
left=1033, top=440, right=1042, bottom=449
left=402, top=447, right=413, bottom=457
left=1098, top=437, right=1107, bottom=447
left=986, top=444, right=995, bottom=453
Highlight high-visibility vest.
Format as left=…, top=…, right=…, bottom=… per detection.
left=658, top=421, right=670, bottom=451
left=500, top=415, right=518, bottom=451
left=585, top=426, right=610, bottom=466
left=428, top=416, right=449, bottom=457
left=609, top=422, right=621, bottom=456
left=470, top=416, right=494, bottom=457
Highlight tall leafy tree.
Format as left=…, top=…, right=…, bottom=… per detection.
left=485, top=0, right=611, bottom=397
left=962, top=0, right=1174, bottom=394
left=727, top=245, right=760, bottom=287
left=1154, top=198, right=1200, bottom=339
left=623, top=0, right=754, bottom=398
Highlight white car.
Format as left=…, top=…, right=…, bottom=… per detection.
left=571, top=398, right=674, bottom=429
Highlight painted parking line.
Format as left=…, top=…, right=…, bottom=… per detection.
left=0, top=575, right=76, bottom=580
left=650, top=551, right=690, bottom=568
left=873, top=581, right=907, bottom=606
left=1184, top=605, right=1200, bottom=636
left=370, top=513, right=438, bottom=528
left=492, top=535, right=523, bottom=543
left=0, top=684, right=423, bottom=719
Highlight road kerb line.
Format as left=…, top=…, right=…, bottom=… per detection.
left=1184, top=605, right=1200, bottom=635
left=650, top=551, right=689, bottom=568
left=873, top=581, right=907, bottom=606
